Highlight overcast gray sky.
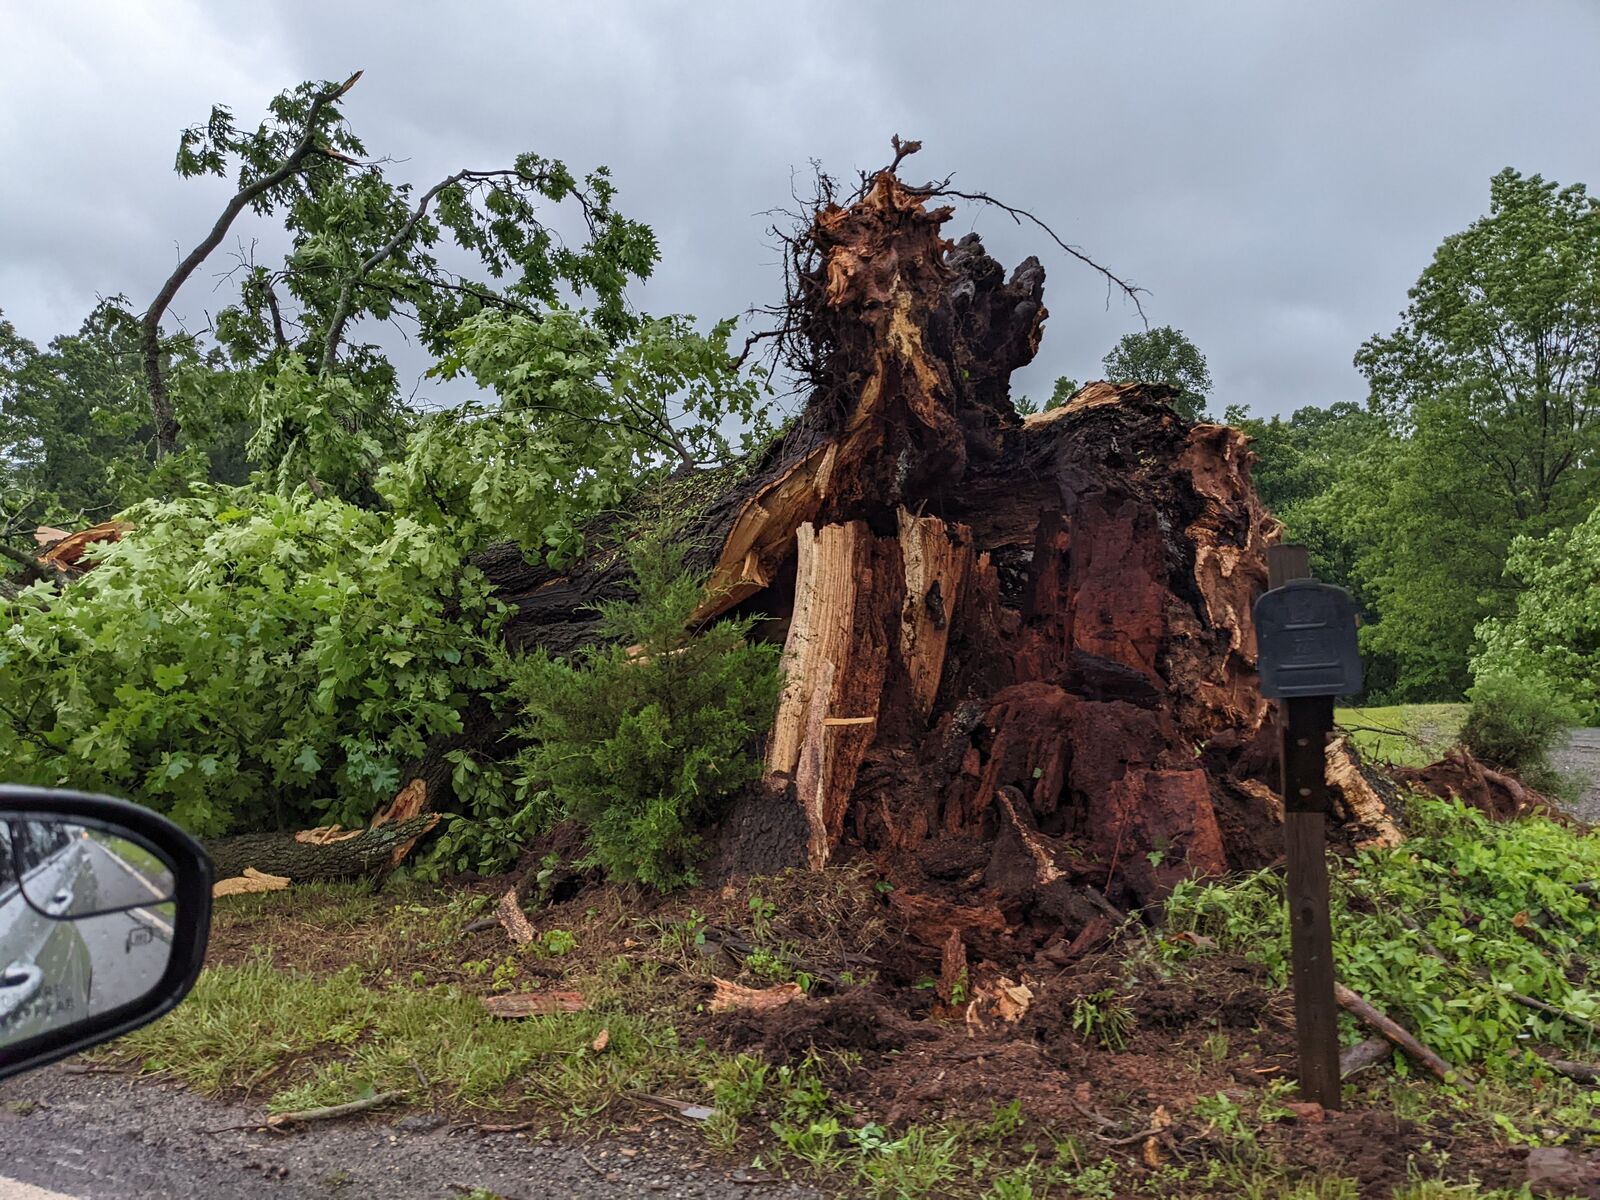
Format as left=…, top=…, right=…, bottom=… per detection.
left=3, top=0, right=1597, bottom=417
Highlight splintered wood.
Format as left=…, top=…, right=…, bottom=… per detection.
left=766, top=520, right=892, bottom=868
left=212, top=867, right=290, bottom=897
left=481, top=991, right=587, bottom=1018
left=708, top=979, right=804, bottom=1013
left=896, top=509, right=972, bottom=719
left=496, top=888, right=535, bottom=945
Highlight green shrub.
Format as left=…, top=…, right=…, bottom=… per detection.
left=1459, top=673, right=1578, bottom=778
left=0, top=489, right=507, bottom=834
left=500, top=539, right=782, bottom=889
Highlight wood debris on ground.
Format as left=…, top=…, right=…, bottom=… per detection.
left=495, top=888, right=535, bottom=944
left=708, top=979, right=804, bottom=1013
left=480, top=991, right=587, bottom=1018
left=212, top=866, right=290, bottom=897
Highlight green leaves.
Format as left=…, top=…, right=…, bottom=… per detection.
left=492, top=539, right=783, bottom=889
left=1474, top=501, right=1600, bottom=722
left=382, top=308, right=768, bottom=562
left=1101, top=326, right=1212, bottom=421
left=1165, top=794, right=1600, bottom=1072
left=0, top=488, right=507, bottom=835
left=1341, top=168, right=1600, bottom=698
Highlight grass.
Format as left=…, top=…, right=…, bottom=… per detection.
left=120, top=953, right=704, bottom=1120
left=1335, top=702, right=1467, bottom=766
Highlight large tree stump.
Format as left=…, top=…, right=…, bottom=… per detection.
left=444, top=159, right=1338, bottom=961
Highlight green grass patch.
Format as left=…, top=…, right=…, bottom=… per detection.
left=116, top=953, right=710, bottom=1120
left=1336, top=703, right=1467, bottom=766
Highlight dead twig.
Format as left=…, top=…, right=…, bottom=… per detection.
left=1096, top=1125, right=1166, bottom=1147
left=1069, top=1097, right=1119, bottom=1131
left=906, top=181, right=1147, bottom=323
left=475, top=1117, right=542, bottom=1134
left=266, top=1090, right=404, bottom=1128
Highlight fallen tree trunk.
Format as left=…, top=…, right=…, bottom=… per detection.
left=433, top=153, right=1384, bottom=964
left=205, top=813, right=439, bottom=881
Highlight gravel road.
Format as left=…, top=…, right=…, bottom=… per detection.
left=1553, top=728, right=1600, bottom=825
left=0, top=1066, right=820, bottom=1200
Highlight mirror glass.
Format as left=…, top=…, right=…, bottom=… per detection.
left=1, top=818, right=177, bottom=1049
left=6, top=819, right=175, bottom=915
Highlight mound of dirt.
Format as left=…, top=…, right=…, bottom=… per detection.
left=705, top=987, right=938, bottom=1063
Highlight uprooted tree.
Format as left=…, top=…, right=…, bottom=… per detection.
left=442, top=156, right=1402, bottom=966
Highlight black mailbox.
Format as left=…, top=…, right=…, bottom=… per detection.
left=1253, top=579, right=1362, bottom=699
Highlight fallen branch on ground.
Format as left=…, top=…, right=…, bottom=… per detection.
left=1334, top=983, right=1469, bottom=1088
left=1339, top=1036, right=1393, bottom=1079
left=265, top=1090, right=404, bottom=1128
left=1546, top=1059, right=1600, bottom=1085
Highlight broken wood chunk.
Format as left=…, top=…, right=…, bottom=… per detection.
left=212, top=866, right=291, bottom=898
left=496, top=888, right=535, bottom=945
left=480, top=991, right=587, bottom=1018
left=709, top=979, right=804, bottom=1013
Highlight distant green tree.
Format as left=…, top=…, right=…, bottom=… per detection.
left=1229, top=401, right=1401, bottom=696
left=1474, top=501, right=1600, bottom=722
left=1102, top=326, right=1211, bottom=420
left=0, top=301, right=150, bottom=523
left=1353, top=168, right=1600, bottom=699
left=1049, top=376, right=1080, bottom=409
left=1012, top=375, right=1079, bottom=417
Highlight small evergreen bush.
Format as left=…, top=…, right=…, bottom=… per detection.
left=1460, top=673, right=1577, bottom=775
left=500, top=539, right=783, bottom=889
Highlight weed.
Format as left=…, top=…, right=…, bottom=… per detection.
left=1071, top=987, right=1135, bottom=1050
left=1202, top=1030, right=1230, bottom=1063
left=748, top=893, right=776, bottom=933
left=1192, top=1091, right=1254, bottom=1143
left=535, top=928, right=577, bottom=957
left=1239, top=1174, right=1359, bottom=1200
left=979, top=1098, right=1025, bottom=1141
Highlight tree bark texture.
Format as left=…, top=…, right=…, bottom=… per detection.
left=205, top=813, right=438, bottom=881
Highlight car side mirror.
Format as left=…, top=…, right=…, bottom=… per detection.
left=0, top=786, right=212, bottom=1082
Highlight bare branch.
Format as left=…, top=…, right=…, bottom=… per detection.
left=140, top=70, right=362, bottom=456
left=909, top=182, right=1148, bottom=323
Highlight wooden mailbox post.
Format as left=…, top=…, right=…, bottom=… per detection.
left=1255, top=545, right=1363, bottom=1110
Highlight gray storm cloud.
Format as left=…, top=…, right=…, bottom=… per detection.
left=3, top=0, right=1596, bottom=416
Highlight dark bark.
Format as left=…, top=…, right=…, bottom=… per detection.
left=204, top=813, right=434, bottom=881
